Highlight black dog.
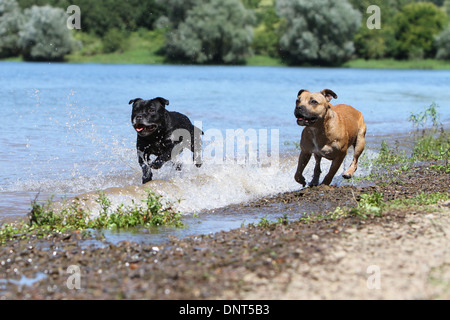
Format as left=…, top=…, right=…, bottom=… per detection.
left=129, top=97, right=203, bottom=184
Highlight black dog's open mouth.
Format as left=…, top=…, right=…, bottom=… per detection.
left=135, top=124, right=158, bottom=134
left=296, top=115, right=318, bottom=126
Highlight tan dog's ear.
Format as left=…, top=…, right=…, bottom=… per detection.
left=298, top=89, right=309, bottom=97
left=321, top=89, right=338, bottom=102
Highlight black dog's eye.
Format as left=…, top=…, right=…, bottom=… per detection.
left=149, top=108, right=156, bottom=113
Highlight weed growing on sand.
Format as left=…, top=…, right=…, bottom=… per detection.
left=362, top=103, right=449, bottom=180
left=409, top=102, right=441, bottom=130
left=329, top=191, right=448, bottom=221
left=297, top=191, right=449, bottom=224
left=33, top=190, right=184, bottom=230
left=277, top=213, right=290, bottom=225
left=389, top=191, right=449, bottom=208
left=256, top=216, right=272, bottom=228
left=351, top=192, right=385, bottom=219
left=0, top=190, right=184, bottom=244
left=326, top=192, right=384, bottom=220
left=254, top=213, right=289, bottom=229
left=409, top=103, right=449, bottom=171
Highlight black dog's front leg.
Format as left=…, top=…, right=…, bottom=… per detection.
left=139, top=153, right=153, bottom=184
left=150, top=142, right=177, bottom=170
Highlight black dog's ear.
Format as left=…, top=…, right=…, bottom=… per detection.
left=154, top=97, right=170, bottom=107
left=298, top=89, right=309, bottom=97
left=320, top=89, right=338, bottom=102
left=129, top=98, right=143, bottom=105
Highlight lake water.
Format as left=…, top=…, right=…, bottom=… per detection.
left=0, top=62, right=449, bottom=240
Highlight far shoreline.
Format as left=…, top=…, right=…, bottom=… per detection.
left=3, top=56, right=450, bottom=70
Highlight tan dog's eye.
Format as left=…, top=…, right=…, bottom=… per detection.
left=311, top=99, right=318, bottom=105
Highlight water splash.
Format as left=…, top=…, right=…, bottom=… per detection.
left=37, top=148, right=378, bottom=218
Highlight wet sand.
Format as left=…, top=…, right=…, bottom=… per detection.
left=0, top=163, right=448, bottom=300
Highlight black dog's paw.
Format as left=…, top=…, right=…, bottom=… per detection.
left=150, top=160, right=164, bottom=170
left=142, top=172, right=153, bottom=184
left=142, top=177, right=152, bottom=184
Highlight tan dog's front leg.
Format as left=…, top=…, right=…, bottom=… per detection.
left=310, top=154, right=322, bottom=186
left=322, top=154, right=346, bottom=186
left=295, top=151, right=311, bottom=186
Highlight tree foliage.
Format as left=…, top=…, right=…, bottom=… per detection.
left=348, top=0, right=414, bottom=13
left=276, top=0, right=361, bottom=65
left=19, top=5, right=78, bottom=61
left=0, top=0, right=24, bottom=58
left=18, top=0, right=166, bottom=35
left=163, top=0, right=255, bottom=64
left=435, top=27, right=450, bottom=60
left=393, top=2, right=447, bottom=59
left=102, top=28, right=128, bottom=53
left=350, top=0, right=412, bottom=59
left=251, top=1, right=281, bottom=57
left=3, top=0, right=450, bottom=64
left=154, top=0, right=199, bottom=30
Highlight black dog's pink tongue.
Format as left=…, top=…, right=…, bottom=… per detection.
left=136, top=126, right=144, bottom=132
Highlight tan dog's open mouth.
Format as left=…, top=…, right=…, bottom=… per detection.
left=296, top=115, right=318, bottom=126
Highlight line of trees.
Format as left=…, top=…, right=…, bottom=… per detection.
left=1, top=0, right=449, bottom=64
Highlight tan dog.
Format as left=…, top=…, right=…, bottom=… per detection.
left=294, top=89, right=367, bottom=186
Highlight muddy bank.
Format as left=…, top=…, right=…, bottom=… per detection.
left=0, top=164, right=448, bottom=300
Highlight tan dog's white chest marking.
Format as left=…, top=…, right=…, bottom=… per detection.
left=308, top=128, right=339, bottom=158
left=294, top=89, right=367, bottom=186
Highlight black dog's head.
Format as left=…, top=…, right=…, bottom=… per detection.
left=129, top=97, right=169, bottom=137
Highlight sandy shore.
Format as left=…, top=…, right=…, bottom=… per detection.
left=242, top=204, right=450, bottom=300
left=0, top=163, right=448, bottom=300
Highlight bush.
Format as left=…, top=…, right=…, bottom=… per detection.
left=393, top=2, right=447, bottom=60
left=251, top=5, right=281, bottom=57
left=163, top=0, right=255, bottom=64
left=1, top=190, right=184, bottom=243
left=436, top=27, right=450, bottom=60
left=19, top=5, right=78, bottom=61
left=276, top=0, right=361, bottom=66
left=409, top=103, right=449, bottom=165
left=354, top=27, right=395, bottom=60
left=18, top=0, right=166, bottom=35
left=102, top=28, right=128, bottom=53
left=29, top=190, right=184, bottom=230
left=350, top=0, right=426, bottom=60
left=71, top=31, right=103, bottom=56
left=0, top=0, right=24, bottom=58
left=155, top=0, right=199, bottom=29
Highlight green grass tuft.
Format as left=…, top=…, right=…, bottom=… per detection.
left=0, top=190, right=184, bottom=244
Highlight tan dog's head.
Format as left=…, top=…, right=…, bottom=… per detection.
left=295, top=89, right=337, bottom=126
